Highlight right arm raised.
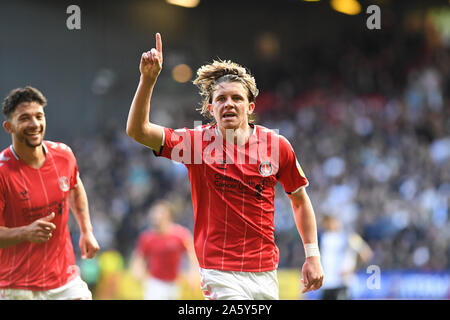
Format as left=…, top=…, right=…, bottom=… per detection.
left=126, top=33, right=164, bottom=151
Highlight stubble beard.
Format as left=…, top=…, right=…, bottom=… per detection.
left=18, top=130, right=45, bottom=149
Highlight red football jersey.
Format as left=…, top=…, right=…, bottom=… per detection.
left=0, top=141, right=79, bottom=291
left=136, top=224, right=191, bottom=281
left=154, top=124, right=308, bottom=272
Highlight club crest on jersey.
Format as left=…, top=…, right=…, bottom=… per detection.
left=258, top=161, right=273, bottom=177
left=59, top=176, right=70, bottom=192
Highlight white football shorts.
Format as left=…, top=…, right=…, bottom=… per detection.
left=199, top=267, right=279, bottom=300
left=144, top=277, right=179, bottom=300
left=0, top=276, right=92, bottom=300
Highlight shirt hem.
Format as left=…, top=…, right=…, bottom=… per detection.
left=0, top=278, right=71, bottom=291
left=286, top=182, right=309, bottom=195
left=199, top=264, right=277, bottom=273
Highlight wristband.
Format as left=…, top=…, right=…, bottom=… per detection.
left=304, top=243, right=320, bottom=258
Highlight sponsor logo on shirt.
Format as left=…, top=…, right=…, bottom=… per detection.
left=22, top=197, right=66, bottom=221
left=19, top=190, right=29, bottom=201
left=255, top=179, right=267, bottom=200
left=213, top=173, right=275, bottom=200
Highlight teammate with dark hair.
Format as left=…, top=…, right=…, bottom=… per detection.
left=0, top=86, right=99, bottom=300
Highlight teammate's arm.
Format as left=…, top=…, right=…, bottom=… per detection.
left=184, top=235, right=199, bottom=271
left=126, top=33, right=165, bottom=151
left=183, top=234, right=200, bottom=290
left=288, top=187, right=324, bottom=293
left=0, top=212, right=56, bottom=248
left=68, top=175, right=99, bottom=259
left=129, top=251, right=147, bottom=282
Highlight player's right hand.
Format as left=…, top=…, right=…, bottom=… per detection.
left=24, top=212, right=56, bottom=244
left=140, top=33, right=163, bottom=81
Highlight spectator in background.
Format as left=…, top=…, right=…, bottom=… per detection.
left=130, top=200, right=198, bottom=300
left=319, top=215, right=373, bottom=300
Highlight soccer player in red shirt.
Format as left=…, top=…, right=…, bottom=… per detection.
left=0, top=86, right=100, bottom=300
left=130, top=200, right=198, bottom=299
left=126, top=33, right=324, bottom=300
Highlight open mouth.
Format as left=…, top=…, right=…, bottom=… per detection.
left=222, top=112, right=237, bottom=119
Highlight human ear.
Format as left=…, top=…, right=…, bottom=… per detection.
left=247, top=102, right=255, bottom=115
left=208, top=104, right=214, bottom=117
left=2, top=121, right=12, bottom=134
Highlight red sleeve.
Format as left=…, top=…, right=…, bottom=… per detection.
left=277, top=135, right=309, bottom=194
left=0, top=175, right=5, bottom=225
left=153, top=127, right=195, bottom=165
left=67, top=145, right=79, bottom=190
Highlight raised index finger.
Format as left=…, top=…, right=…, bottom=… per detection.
left=156, top=32, right=162, bottom=53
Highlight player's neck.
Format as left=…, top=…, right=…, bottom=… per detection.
left=156, top=222, right=172, bottom=234
left=12, top=140, right=46, bottom=169
left=217, top=124, right=253, bottom=146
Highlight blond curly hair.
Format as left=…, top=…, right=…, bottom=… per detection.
left=193, top=59, right=259, bottom=122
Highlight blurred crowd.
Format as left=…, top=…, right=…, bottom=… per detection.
left=67, top=11, right=449, bottom=292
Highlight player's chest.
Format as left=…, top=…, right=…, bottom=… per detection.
left=6, top=165, right=71, bottom=223
left=149, top=237, right=182, bottom=254
left=195, top=161, right=277, bottom=201
left=201, top=139, right=278, bottom=175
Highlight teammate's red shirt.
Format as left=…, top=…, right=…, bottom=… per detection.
left=154, top=124, right=308, bottom=272
left=136, top=224, right=191, bottom=281
left=0, top=141, right=79, bottom=291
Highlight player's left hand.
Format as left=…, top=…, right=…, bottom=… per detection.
left=79, top=231, right=100, bottom=259
left=140, top=32, right=163, bottom=81
left=301, top=256, right=324, bottom=293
